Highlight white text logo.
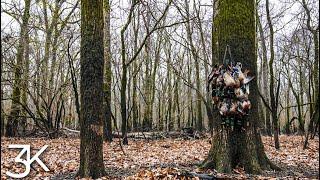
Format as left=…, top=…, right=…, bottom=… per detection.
left=6, top=145, right=49, bottom=178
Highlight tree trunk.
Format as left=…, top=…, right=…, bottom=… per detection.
left=20, top=25, right=30, bottom=135
left=285, top=87, right=291, bottom=134
left=297, top=47, right=305, bottom=133
left=307, top=68, right=314, bottom=134
left=1, top=52, right=4, bottom=136
left=301, top=0, right=319, bottom=139
left=196, top=3, right=214, bottom=132
left=304, top=94, right=319, bottom=149
left=266, top=0, right=280, bottom=149
left=40, top=0, right=60, bottom=102
left=120, top=60, right=128, bottom=145
left=6, top=0, right=31, bottom=137
left=183, top=0, right=203, bottom=131
left=202, top=0, right=279, bottom=173
left=187, top=53, right=193, bottom=128
left=174, top=76, right=181, bottom=129
left=119, top=1, right=137, bottom=145
left=78, top=0, right=106, bottom=178
left=165, top=54, right=173, bottom=131
left=257, top=13, right=272, bottom=136
left=142, top=10, right=153, bottom=131
left=103, top=0, right=113, bottom=142
left=132, top=9, right=140, bottom=131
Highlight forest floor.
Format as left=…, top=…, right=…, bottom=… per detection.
left=1, top=135, right=319, bottom=179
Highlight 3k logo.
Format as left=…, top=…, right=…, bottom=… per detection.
left=6, top=145, right=50, bottom=178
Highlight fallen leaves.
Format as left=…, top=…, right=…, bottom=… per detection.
left=1, top=135, right=318, bottom=179
left=263, top=135, right=319, bottom=170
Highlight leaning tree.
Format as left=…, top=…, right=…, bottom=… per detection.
left=202, top=0, right=279, bottom=173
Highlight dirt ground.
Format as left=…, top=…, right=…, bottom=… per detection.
left=1, top=135, right=319, bottom=179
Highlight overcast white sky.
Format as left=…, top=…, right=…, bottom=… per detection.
left=1, top=0, right=304, bottom=34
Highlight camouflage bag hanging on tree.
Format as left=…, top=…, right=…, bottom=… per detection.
left=207, top=45, right=255, bottom=129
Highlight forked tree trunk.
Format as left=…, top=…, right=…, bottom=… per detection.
left=202, top=0, right=279, bottom=173
left=78, top=0, right=106, bottom=178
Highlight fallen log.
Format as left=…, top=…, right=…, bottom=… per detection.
left=63, top=127, right=80, bottom=133
left=61, top=128, right=208, bottom=139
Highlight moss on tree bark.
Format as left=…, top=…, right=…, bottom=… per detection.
left=103, top=0, right=113, bottom=142
left=202, top=0, right=280, bottom=174
left=6, top=0, right=31, bottom=137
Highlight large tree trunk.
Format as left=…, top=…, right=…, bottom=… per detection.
left=78, top=0, right=106, bottom=178
left=6, top=0, right=31, bottom=137
left=202, top=0, right=278, bottom=173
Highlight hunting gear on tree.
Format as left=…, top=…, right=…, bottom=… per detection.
left=207, top=45, right=255, bottom=129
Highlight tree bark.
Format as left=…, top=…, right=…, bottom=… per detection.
left=304, top=93, right=319, bottom=149
left=132, top=8, right=140, bottom=131
left=266, top=0, right=280, bottom=149
left=202, top=0, right=279, bottom=173
left=20, top=23, right=30, bottom=135
left=78, top=0, right=106, bottom=178
left=6, top=0, right=31, bottom=137
left=103, top=0, right=113, bottom=142
left=142, top=10, right=153, bottom=131
left=1, top=49, right=4, bottom=136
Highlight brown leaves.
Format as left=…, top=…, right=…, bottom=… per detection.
left=1, top=135, right=319, bottom=179
left=126, top=167, right=200, bottom=180
left=263, top=135, right=319, bottom=169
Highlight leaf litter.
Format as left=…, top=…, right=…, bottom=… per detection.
left=1, top=135, right=318, bottom=179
